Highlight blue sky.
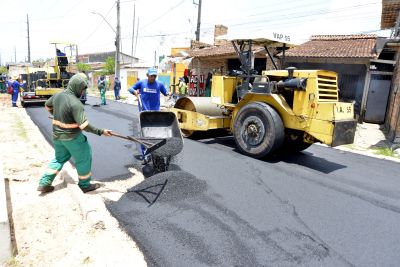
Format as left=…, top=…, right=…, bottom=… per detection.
left=0, top=0, right=383, bottom=65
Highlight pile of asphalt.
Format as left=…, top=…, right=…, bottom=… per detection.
left=126, top=170, right=207, bottom=204
left=151, top=137, right=183, bottom=157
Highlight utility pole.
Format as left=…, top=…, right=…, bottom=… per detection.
left=131, top=3, right=136, bottom=58
left=27, top=14, right=31, bottom=63
left=75, top=45, right=79, bottom=63
left=194, top=0, right=202, bottom=41
left=116, top=0, right=121, bottom=79
left=134, top=17, right=139, bottom=57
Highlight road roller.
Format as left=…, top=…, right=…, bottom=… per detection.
left=169, top=36, right=357, bottom=158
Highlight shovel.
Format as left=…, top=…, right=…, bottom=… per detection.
left=110, top=132, right=166, bottom=156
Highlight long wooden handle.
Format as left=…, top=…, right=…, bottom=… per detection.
left=110, top=132, right=154, bottom=146
left=110, top=132, right=130, bottom=140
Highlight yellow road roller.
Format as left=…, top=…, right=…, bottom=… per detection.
left=169, top=37, right=357, bottom=158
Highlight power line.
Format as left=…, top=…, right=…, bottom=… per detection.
left=122, top=1, right=380, bottom=41
left=225, top=12, right=378, bottom=31
left=125, top=9, right=379, bottom=41
left=201, top=2, right=380, bottom=29
left=140, top=0, right=186, bottom=30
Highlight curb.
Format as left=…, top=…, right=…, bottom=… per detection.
left=315, top=143, right=400, bottom=163
left=60, top=162, right=108, bottom=229
left=333, top=146, right=400, bottom=163
left=0, top=160, right=12, bottom=263
left=59, top=162, right=147, bottom=264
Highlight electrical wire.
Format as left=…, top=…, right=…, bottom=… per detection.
left=140, top=0, right=186, bottom=30
left=119, top=1, right=380, bottom=44
left=201, top=2, right=380, bottom=29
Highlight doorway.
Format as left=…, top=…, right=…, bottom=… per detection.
left=364, top=74, right=392, bottom=123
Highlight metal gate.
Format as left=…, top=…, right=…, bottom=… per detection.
left=364, top=74, right=392, bottom=123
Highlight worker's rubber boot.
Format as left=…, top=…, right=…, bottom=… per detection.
left=79, top=177, right=101, bottom=193
left=80, top=183, right=101, bottom=193
left=37, top=185, right=55, bottom=193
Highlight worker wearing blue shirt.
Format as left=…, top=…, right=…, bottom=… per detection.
left=128, top=67, right=169, bottom=111
left=10, top=76, right=24, bottom=107
left=128, top=67, right=170, bottom=164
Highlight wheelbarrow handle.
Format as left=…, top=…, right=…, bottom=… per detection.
left=110, top=132, right=151, bottom=146
left=110, top=132, right=167, bottom=155
left=110, top=132, right=131, bottom=140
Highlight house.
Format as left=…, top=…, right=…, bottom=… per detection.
left=279, top=34, right=394, bottom=122
left=77, top=51, right=143, bottom=92
left=77, top=51, right=138, bottom=67
left=381, top=0, right=400, bottom=143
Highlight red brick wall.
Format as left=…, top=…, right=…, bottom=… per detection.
left=385, top=47, right=400, bottom=142
left=189, top=57, right=228, bottom=76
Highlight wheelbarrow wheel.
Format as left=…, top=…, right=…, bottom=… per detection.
left=152, top=155, right=171, bottom=173
left=181, top=129, right=194, bottom=138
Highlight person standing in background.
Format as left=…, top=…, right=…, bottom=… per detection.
left=114, top=76, right=121, bottom=100
left=177, top=77, right=187, bottom=96
left=205, top=72, right=213, bottom=97
left=98, top=76, right=106, bottom=105
left=10, top=76, right=24, bottom=107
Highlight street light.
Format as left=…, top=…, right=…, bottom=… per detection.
left=91, top=4, right=120, bottom=80
left=91, top=11, right=116, bottom=34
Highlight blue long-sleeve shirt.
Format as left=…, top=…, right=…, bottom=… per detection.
left=11, top=80, right=24, bottom=94
left=128, top=79, right=168, bottom=111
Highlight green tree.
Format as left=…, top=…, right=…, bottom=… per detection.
left=77, top=62, right=92, bottom=72
left=0, top=66, right=8, bottom=74
left=102, top=56, right=115, bottom=75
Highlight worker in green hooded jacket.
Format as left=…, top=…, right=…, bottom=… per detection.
left=38, top=73, right=112, bottom=194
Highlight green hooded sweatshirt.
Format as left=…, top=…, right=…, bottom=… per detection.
left=45, top=74, right=103, bottom=140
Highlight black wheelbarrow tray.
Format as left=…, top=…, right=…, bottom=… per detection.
left=139, top=111, right=183, bottom=157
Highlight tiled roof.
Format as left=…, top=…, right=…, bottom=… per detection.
left=188, top=44, right=234, bottom=57
left=188, top=44, right=265, bottom=58
left=283, top=35, right=377, bottom=58
left=381, top=0, right=400, bottom=29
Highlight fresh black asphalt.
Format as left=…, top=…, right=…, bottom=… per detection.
left=26, top=97, right=400, bottom=266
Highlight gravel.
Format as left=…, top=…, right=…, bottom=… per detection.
left=149, top=137, right=183, bottom=157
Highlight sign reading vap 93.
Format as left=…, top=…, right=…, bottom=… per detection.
left=273, top=33, right=291, bottom=42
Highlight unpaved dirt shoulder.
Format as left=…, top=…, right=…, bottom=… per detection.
left=0, top=95, right=146, bottom=267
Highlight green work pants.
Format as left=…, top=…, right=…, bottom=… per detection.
left=100, top=89, right=106, bottom=105
left=39, top=133, right=93, bottom=189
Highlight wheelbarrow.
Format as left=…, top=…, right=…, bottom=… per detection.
left=139, top=111, right=184, bottom=172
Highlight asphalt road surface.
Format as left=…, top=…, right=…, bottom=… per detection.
left=26, top=97, right=400, bottom=267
